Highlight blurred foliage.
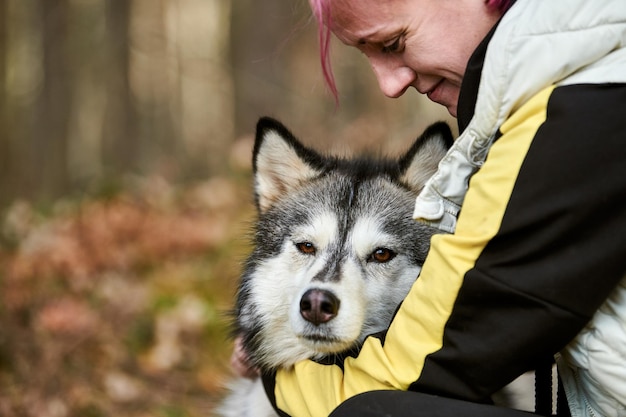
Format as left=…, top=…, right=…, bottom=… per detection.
left=0, top=144, right=255, bottom=415
left=0, top=0, right=455, bottom=415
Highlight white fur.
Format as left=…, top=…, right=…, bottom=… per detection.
left=350, top=216, right=422, bottom=337
left=247, top=211, right=348, bottom=367
left=215, top=378, right=276, bottom=417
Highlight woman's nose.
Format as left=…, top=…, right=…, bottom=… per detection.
left=370, top=59, right=416, bottom=98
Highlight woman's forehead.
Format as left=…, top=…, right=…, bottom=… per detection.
left=329, top=0, right=404, bottom=43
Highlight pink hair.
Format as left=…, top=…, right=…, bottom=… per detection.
left=309, top=0, right=513, bottom=103
left=310, top=0, right=338, bottom=103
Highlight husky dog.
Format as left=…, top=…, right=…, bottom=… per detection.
left=216, top=117, right=452, bottom=417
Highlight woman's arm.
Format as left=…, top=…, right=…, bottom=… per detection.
left=263, top=83, right=626, bottom=417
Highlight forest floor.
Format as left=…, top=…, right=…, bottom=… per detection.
left=0, top=152, right=257, bottom=417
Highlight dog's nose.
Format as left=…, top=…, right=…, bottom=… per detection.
left=300, top=289, right=340, bottom=326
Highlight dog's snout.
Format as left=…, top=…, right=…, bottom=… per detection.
left=300, top=289, right=340, bottom=326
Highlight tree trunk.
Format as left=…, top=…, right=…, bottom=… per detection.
left=32, top=0, right=72, bottom=201
left=103, top=0, right=138, bottom=175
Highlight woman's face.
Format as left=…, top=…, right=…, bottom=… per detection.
left=329, top=0, right=500, bottom=117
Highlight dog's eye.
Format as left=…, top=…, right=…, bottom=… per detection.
left=368, top=248, right=396, bottom=263
left=296, top=241, right=316, bottom=255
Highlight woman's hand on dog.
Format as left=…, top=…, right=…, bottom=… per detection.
left=230, top=335, right=260, bottom=379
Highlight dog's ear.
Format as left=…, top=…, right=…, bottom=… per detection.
left=398, top=122, right=453, bottom=194
left=253, top=117, right=325, bottom=213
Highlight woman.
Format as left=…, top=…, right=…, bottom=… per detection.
left=236, top=0, right=626, bottom=416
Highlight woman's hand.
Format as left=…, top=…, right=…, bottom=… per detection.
left=230, top=335, right=260, bottom=379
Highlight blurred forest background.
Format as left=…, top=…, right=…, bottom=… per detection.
left=0, top=0, right=453, bottom=416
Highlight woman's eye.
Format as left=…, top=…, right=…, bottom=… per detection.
left=296, top=241, right=316, bottom=255
left=368, top=248, right=396, bottom=263
left=382, top=36, right=403, bottom=54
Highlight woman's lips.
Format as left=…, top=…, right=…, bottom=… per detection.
left=426, top=79, right=444, bottom=102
